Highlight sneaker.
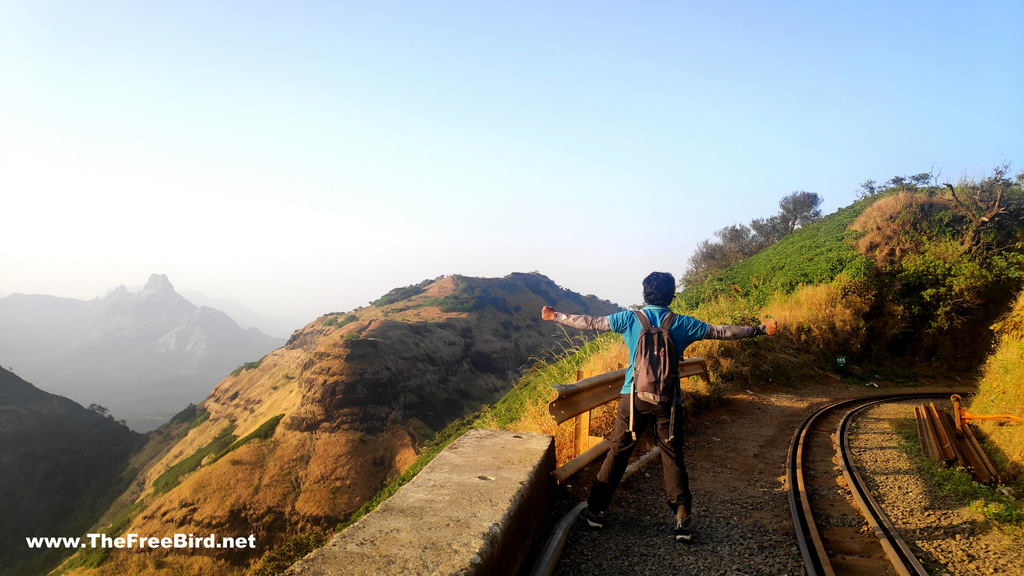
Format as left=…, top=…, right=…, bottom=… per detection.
left=674, top=516, right=693, bottom=542
left=580, top=506, right=605, bottom=529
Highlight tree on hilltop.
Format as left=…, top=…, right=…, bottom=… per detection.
left=681, top=191, right=824, bottom=288
left=858, top=171, right=934, bottom=199
left=779, top=191, right=824, bottom=234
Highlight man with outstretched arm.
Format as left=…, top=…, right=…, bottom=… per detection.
left=540, top=271, right=777, bottom=541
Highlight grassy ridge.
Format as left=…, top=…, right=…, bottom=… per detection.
left=680, top=199, right=874, bottom=310
left=254, top=329, right=638, bottom=575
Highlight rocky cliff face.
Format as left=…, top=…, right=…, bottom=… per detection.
left=0, top=274, right=285, bottom=431
left=58, top=273, right=618, bottom=576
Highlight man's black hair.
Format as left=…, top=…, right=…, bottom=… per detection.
left=642, top=272, right=676, bottom=306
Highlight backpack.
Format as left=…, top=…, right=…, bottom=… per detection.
left=629, top=310, right=680, bottom=440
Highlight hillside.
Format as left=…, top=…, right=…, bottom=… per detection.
left=662, top=168, right=1024, bottom=499
left=676, top=168, right=1024, bottom=384
left=0, top=368, right=144, bottom=576
left=55, top=273, right=618, bottom=576
left=0, top=274, right=285, bottom=431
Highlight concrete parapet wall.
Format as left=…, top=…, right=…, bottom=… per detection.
left=285, top=429, right=555, bottom=576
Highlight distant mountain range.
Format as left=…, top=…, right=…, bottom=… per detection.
left=179, top=291, right=300, bottom=339
left=0, top=274, right=285, bottom=431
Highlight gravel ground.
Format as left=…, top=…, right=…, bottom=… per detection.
left=528, top=388, right=1022, bottom=576
left=851, top=402, right=1024, bottom=576
left=547, top=389, right=815, bottom=576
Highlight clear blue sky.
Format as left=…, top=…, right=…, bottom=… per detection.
left=2, top=1, right=1021, bottom=326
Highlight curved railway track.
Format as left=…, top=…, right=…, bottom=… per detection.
left=787, top=393, right=965, bottom=576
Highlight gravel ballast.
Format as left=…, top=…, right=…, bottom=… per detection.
left=851, top=402, right=1023, bottom=576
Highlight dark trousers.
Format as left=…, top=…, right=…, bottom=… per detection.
left=587, top=394, right=693, bottom=517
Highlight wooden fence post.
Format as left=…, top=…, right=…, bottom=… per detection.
left=573, top=369, right=592, bottom=457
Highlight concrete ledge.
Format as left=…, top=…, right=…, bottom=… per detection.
left=285, top=429, right=555, bottom=576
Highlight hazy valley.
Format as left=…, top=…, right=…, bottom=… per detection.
left=0, top=274, right=285, bottom=432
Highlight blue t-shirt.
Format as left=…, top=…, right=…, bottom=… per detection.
left=608, top=305, right=708, bottom=395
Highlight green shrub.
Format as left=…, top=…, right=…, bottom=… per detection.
left=208, top=415, right=284, bottom=464
left=371, top=277, right=443, bottom=307
left=679, top=199, right=872, bottom=310
left=151, top=424, right=237, bottom=495
left=168, top=404, right=210, bottom=430
left=322, top=314, right=358, bottom=328
left=251, top=530, right=329, bottom=576
left=231, top=356, right=267, bottom=377
left=52, top=546, right=108, bottom=574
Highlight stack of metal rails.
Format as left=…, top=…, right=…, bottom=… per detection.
left=914, top=394, right=1022, bottom=483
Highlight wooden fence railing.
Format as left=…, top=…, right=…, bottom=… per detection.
left=547, top=358, right=710, bottom=483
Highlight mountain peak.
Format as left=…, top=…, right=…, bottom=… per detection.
left=142, top=273, right=174, bottom=294
left=135, top=273, right=186, bottom=305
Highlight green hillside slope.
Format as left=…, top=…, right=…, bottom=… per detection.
left=675, top=168, right=1024, bottom=382
left=679, top=198, right=874, bottom=311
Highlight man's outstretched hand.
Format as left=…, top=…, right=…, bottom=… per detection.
left=541, top=306, right=555, bottom=321
left=764, top=319, right=778, bottom=335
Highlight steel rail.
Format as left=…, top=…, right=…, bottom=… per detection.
left=837, top=398, right=937, bottom=576
left=787, top=398, right=857, bottom=576
left=787, top=392, right=960, bottom=576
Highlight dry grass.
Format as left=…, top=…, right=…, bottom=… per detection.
left=68, top=551, right=249, bottom=576
left=763, top=282, right=871, bottom=361
left=675, top=277, right=886, bottom=385
left=968, top=293, right=1024, bottom=485
left=850, top=190, right=954, bottom=267
left=487, top=336, right=628, bottom=466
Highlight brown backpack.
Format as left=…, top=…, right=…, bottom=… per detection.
left=629, top=311, right=680, bottom=440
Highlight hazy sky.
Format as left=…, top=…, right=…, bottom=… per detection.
left=2, top=1, right=1021, bottom=326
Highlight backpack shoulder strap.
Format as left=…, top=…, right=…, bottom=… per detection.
left=659, top=312, right=676, bottom=330
left=659, top=312, right=680, bottom=377
left=633, top=309, right=653, bottom=331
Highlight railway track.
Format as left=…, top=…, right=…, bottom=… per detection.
left=787, top=393, right=964, bottom=576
